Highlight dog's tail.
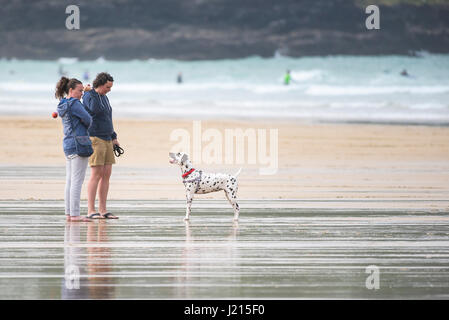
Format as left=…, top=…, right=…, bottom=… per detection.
left=234, top=167, right=242, bottom=177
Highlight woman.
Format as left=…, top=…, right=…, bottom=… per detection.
left=55, top=77, right=99, bottom=222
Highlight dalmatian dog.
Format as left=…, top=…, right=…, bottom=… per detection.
left=169, top=152, right=242, bottom=221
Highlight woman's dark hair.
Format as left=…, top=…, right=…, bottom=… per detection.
left=55, top=77, right=82, bottom=99
left=93, top=72, right=114, bottom=89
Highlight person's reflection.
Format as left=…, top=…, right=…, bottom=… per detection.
left=175, top=221, right=240, bottom=298
left=62, top=221, right=89, bottom=299
left=86, top=220, right=116, bottom=299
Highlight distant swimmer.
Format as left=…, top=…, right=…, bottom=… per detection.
left=177, top=72, right=183, bottom=84
left=58, top=65, right=67, bottom=77
left=400, top=69, right=410, bottom=77
left=284, top=70, right=291, bottom=85
left=83, top=70, right=90, bottom=81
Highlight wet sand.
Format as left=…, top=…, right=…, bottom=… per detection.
left=0, top=200, right=448, bottom=299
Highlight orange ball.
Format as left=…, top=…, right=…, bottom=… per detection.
left=52, top=112, right=58, bottom=118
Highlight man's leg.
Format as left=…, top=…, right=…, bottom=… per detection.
left=98, top=164, right=112, bottom=214
left=87, top=165, right=104, bottom=215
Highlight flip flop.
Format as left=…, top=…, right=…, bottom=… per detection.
left=86, top=213, right=105, bottom=219
left=102, top=212, right=119, bottom=219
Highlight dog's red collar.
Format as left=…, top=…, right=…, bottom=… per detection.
left=182, top=168, right=195, bottom=178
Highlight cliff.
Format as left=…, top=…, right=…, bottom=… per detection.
left=0, top=0, right=448, bottom=60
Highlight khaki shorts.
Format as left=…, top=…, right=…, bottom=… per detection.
left=89, top=136, right=116, bottom=167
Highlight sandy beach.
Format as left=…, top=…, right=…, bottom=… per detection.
left=0, top=116, right=447, bottom=210
left=1, top=117, right=449, bottom=299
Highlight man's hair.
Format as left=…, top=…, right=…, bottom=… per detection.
left=93, top=72, right=114, bottom=88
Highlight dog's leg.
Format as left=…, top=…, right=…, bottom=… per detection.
left=184, top=188, right=194, bottom=221
left=232, top=182, right=240, bottom=221
left=224, top=190, right=232, bottom=205
left=225, top=189, right=239, bottom=221
left=185, top=191, right=194, bottom=221
left=232, top=197, right=240, bottom=221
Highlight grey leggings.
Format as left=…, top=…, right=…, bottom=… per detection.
left=65, top=154, right=89, bottom=217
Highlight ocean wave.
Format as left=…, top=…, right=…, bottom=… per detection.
left=57, top=57, right=79, bottom=64
left=0, top=82, right=55, bottom=92
left=2, top=81, right=449, bottom=97
left=305, top=85, right=449, bottom=96
left=291, top=70, right=324, bottom=82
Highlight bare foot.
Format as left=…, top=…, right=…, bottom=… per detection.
left=70, top=216, right=92, bottom=222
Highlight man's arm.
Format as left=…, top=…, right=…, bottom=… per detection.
left=84, top=91, right=105, bottom=115
left=104, top=95, right=118, bottom=143
left=72, top=101, right=92, bottom=128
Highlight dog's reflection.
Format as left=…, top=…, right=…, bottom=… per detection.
left=62, top=221, right=115, bottom=299
left=175, top=220, right=241, bottom=298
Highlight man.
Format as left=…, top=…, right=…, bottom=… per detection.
left=83, top=72, right=119, bottom=219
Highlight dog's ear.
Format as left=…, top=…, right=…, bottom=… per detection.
left=180, top=154, right=188, bottom=164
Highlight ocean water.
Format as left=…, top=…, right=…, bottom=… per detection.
left=0, top=54, right=448, bottom=124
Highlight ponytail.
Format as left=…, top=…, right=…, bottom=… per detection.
left=55, top=76, right=69, bottom=99
left=55, top=77, right=82, bottom=99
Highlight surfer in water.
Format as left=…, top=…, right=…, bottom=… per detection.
left=284, top=70, right=291, bottom=85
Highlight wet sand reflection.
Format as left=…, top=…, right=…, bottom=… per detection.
left=62, top=220, right=115, bottom=299
left=174, top=221, right=240, bottom=299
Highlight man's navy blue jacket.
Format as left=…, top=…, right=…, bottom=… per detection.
left=83, top=90, right=117, bottom=141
